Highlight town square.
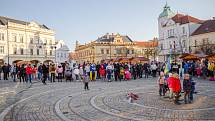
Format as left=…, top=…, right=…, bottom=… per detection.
left=0, top=0, right=215, bottom=121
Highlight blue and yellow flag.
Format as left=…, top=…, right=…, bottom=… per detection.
left=164, top=49, right=172, bottom=74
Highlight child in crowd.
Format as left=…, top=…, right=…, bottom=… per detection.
left=119, top=67, right=125, bottom=81
left=82, top=73, right=90, bottom=90
left=99, top=65, right=105, bottom=81
left=125, top=68, right=131, bottom=80
left=158, top=71, right=165, bottom=96
left=183, top=74, right=192, bottom=104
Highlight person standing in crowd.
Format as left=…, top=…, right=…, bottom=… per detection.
left=114, top=63, right=120, bottom=81
left=190, top=76, right=196, bottom=102
left=99, top=65, right=105, bottom=81
left=2, top=63, right=9, bottom=80
left=96, top=63, right=101, bottom=79
left=144, top=63, right=149, bottom=78
left=106, top=63, right=113, bottom=82
left=74, top=66, right=80, bottom=81
left=83, top=73, right=90, bottom=90
left=208, top=62, right=215, bottom=81
left=167, top=73, right=174, bottom=99
left=37, top=63, right=43, bottom=81
left=119, top=67, right=125, bottom=81
left=90, top=63, right=96, bottom=81
left=19, top=64, right=26, bottom=82
left=151, top=62, right=157, bottom=77
left=172, top=73, right=181, bottom=105
left=85, top=64, right=90, bottom=76
left=158, top=72, right=165, bottom=96
left=0, top=65, right=2, bottom=80
left=26, top=64, right=32, bottom=83
left=11, top=63, right=17, bottom=82
left=183, top=74, right=192, bottom=104
left=49, top=64, right=56, bottom=82
left=79, top=65, right=84, bottom=78
left=42, top=63, right=49, bottom=85
left=32, top=65, right=37, bottom=80
left=56, top=64, right=63, bottom=82
left=62, top=63, right=66, bottom=79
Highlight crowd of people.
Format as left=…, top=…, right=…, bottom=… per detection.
left=0, top=58, right=214, bottom=104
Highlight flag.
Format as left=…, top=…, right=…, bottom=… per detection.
left=164, top=49, right=172, bottom=74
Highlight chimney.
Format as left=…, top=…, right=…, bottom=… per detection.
left=106, top=33, right=109, bottom=39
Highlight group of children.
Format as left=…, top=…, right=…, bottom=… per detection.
left=158, top=71, right=196, bottom=104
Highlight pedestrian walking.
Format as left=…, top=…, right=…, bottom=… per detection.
left=73, top=66, right=80, bottom=81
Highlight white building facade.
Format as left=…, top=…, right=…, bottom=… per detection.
left=158, top=4, right=203, bottom=61
left=55, top=40, right=70, bottom=64
left=0, top=16, right=56, bottom=65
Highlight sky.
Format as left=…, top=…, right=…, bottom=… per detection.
left=0, top=0, right=215, bottom=51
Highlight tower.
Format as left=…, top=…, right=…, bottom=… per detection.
left=158, top=3, right=176, bottom=40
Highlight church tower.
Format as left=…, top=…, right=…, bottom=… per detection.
left=158, top=3, right=176, bottom=40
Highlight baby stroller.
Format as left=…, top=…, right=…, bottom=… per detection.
left=65, top=70, right=73, bottom=82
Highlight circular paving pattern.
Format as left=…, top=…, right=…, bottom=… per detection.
left=1, top=78, right=215, bottom=121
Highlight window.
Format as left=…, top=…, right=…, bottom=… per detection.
left=20, top=35, right=24, bottom=43
left=194, top=40, right=197, bottom=47
left=44, top=39, right=47, bottom=45
left=30, top=37, right=33, bottom=44
left=57, top=53, right=59, bottom=57
left=101, top=49, right=104, bottom=54
left=20, top=48, right=24, bottom=55
left=61, top=53, right=63, bottom=57
left=13, top=47, right=17, bottom=54
left=49, top=40, right=52, bottom=45
left=0, top=46, right=4, bottom=54
left=182, top=40, right=186, bottom=47
left=64, top=53, right=66, bottom=58
left=106, top=49, right=109, bottom=54
left=50, top=50, right=52, bottom=56
left=203, top=38, right=209, bottom=45
left=0, top=33, right=4, bottom=41
left=131, top=50, right=134, bottom=54
left=127, top=49, right=129, bottom=54
left=45, top=50, right=47, bottom=56
left=182, top=27, right=185, bottom=34
left=160, top=44, right=163, bottom=50
left=13, top=34, right=17, bottom=42
left=37, top=49, right=39, bottom=55
left=30, top=49, right=33, bottom=55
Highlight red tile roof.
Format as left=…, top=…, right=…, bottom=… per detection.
left=172, top=14, right=204, bottom=24
left=192, top=20, right=215, bottom=36
left=134, top=41, right=158, bottom=47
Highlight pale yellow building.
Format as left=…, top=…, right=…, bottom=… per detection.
left=0, top=16, right=56, bottom=65
left=71, top=33, right=158, bottom=64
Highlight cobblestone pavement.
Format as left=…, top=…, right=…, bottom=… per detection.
left=0, top=77, right=215, bottom=121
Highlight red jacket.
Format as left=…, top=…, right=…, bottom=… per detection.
left=26, top=66, right=32, bottom=74
left=167, top=77, right=175, bottom=88
left=173, top=78, right=181, bottom=92
left=99, top=68, right=105, bottom=76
